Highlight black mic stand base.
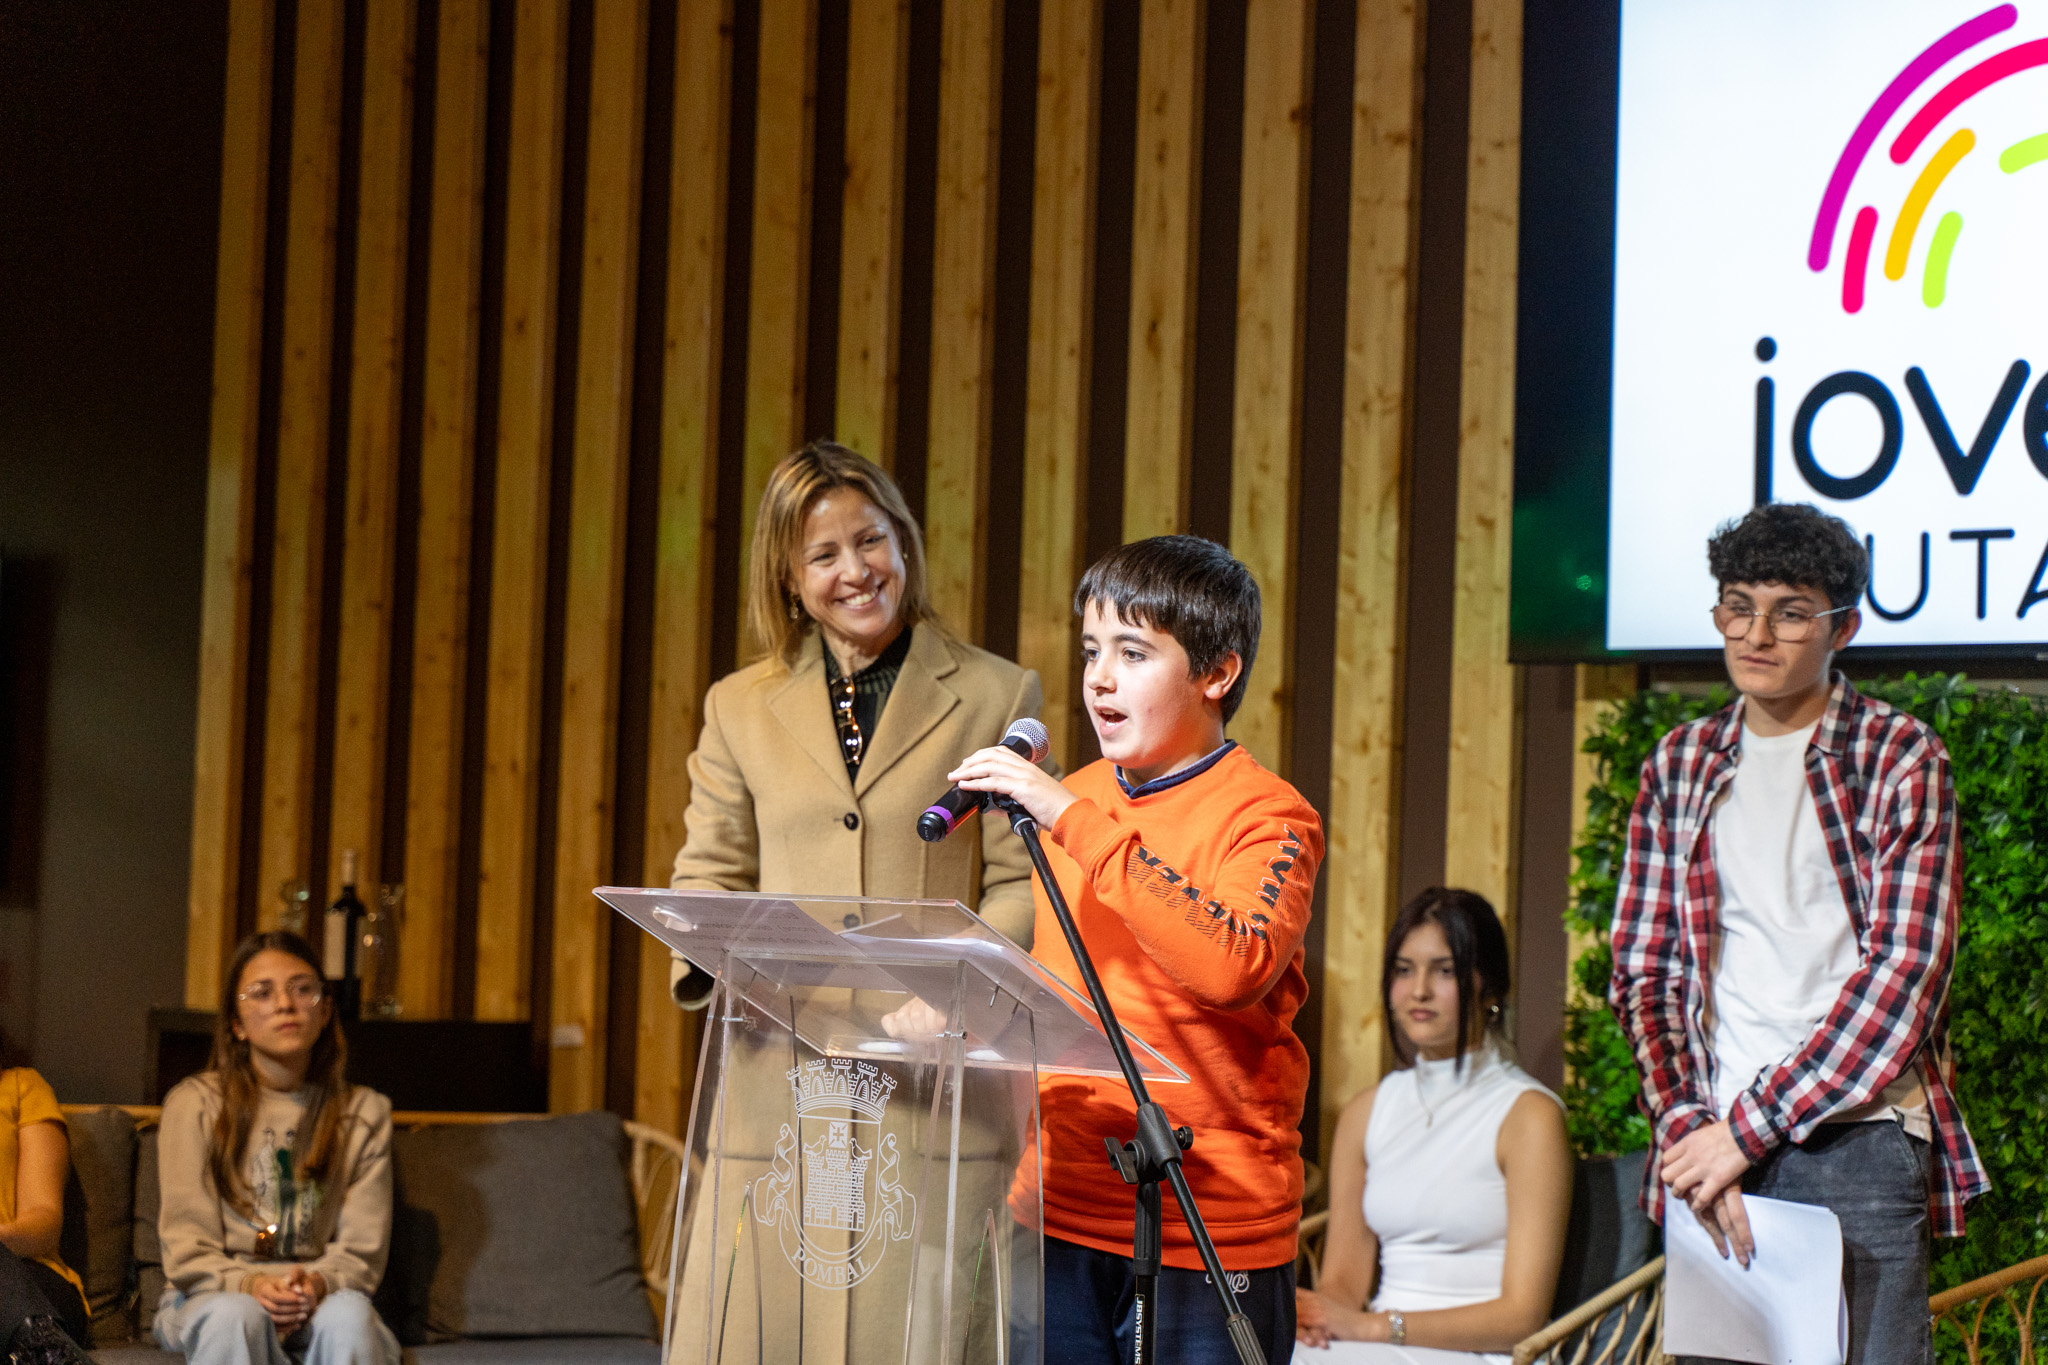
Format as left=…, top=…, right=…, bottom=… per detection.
left=997, top=799, right=1266, bottom=1365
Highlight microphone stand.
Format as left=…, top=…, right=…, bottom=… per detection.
left=994, top=797, right=1267, bottom=1365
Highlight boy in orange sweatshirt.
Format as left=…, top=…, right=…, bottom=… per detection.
left=950, top=535, right=1324, bottom=1364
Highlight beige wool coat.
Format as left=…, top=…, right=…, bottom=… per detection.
left=669, top=621, right=1044, bottom=947
left=665, top=621, right=1045, bottom=1363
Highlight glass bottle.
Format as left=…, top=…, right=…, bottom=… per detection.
left=277, top=880, right=312, bottom=938
left=326, top=850, right=366, bottom=1020
left=360, top=884, right=404, bottom=1017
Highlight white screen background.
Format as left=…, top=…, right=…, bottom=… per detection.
left=1608, top=0, right=2048, bottom=650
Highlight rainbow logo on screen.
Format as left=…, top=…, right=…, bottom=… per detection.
left=1809, top=4, right=2048, bottom=313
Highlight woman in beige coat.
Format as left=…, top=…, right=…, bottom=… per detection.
left=665, top=443, right=1046, bottom=1361
left=670, top=438, right=1043, bottom=989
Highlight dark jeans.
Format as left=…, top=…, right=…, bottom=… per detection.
left=1682, top=1120, right=1931, bottom=1365
left=0, top=1245, right=89, bottom=1346
left=1016, top=1231, right=1295, bottom=1365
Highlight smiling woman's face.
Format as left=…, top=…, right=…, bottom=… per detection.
left=791, top=490, right=906, bottom=665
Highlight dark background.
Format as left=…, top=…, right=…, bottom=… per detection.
left=0, top=1, right=226, bottom=1099
left=1510, top=0, right=1621, bottom=664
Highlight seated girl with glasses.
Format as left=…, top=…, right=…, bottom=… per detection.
left=154, top=932, right=397, bottom=1365
left=1294, top=890, right=1572, bottom=1363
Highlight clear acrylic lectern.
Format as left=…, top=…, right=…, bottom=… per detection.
left=598, top=887, right=1184, bottom=1365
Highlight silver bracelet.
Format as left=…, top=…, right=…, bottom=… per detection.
left=1387, top=1310, right=1407, bottom=1346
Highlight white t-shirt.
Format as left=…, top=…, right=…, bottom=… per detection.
left=1707, top=718, right=1927, bottom=1136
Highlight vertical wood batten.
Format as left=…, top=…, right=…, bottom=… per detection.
left=550, top=0, right=650, bottom=1113
left=258, top=0, right=349, bottom=933
left=1021, top=0, right=1102, bottom=768
left=922, top=0, right=1002, bottom=639
left=476, top=0, right=570, bottom=1021
left=738, top=0, right=819, bottom=641
left=638, top=0, right=734, bottom=1135
left=329, top=0, right=420, bottom=903
left=1444, top=0, right=1524, bottom=932
left=1565, top=664, right=1635, bottom=1034
left=400, top=0, right=489, bottom=1019
left=1226, top=0, right=1313, bottom=777
left=188, top=0, right=276, bottom=1005
left=1121, top=0, right=1202, bottom=543
left=1321, top=0, right=1425, bottom=1145
left=835, top=0, right=909, bottom=463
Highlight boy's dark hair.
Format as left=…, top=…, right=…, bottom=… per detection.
left=1706, top=502, right=1869, bottom=609
left=1381, top=886, right=1512, bottom=1073
left=1074, top=535, right=1260, bottom=722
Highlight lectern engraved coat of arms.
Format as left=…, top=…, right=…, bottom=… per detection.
left=754, top=1057, right=917, bottom=1290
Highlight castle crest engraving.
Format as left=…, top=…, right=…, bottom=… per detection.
left=754, top=1057, right=915, bottom=1289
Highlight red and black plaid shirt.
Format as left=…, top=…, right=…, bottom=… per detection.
left=1608, top=674, right=1988, bottom=1236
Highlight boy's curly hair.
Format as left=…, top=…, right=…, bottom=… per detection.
left=1706, top=502, right=1868, bottom=609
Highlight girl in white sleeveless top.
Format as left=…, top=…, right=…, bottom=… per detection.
left=1296, top=889, right=1573, bottom=1363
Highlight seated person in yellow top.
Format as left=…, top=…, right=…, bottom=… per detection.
left=946, top=535, right=1325, bottom=1365
left=0, top=1055, right=92, bottom=1365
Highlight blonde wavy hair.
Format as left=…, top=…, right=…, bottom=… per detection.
left=748, top=441, right=939, bottom=668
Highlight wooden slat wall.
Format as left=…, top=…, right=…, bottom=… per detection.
left=184, top=0, right=1545, bottom=1132
left=1443, top=0, right=1525, bottom=933
left=1020, top=0, right=1101, bottom=769
left=548, top=0, right=650, bottom=1114
left=738, top=0, right=819, bottom=618
left=257, top=0, right=347, bottom=936
left=922, top=0, right=1003, bottom=639
left=399, top=0, right=490, bottom=1019
left=1121, top=0, right=1202, bottom=543
left=836, top=0, right=911, bottom=463
left=1319, top=0, right=1426, bottom=1148
left=1565, top=664, right=1636, bottom=1032
left=185, top=0, right=274, bottom=1007
left=1227, top=0, right=1314, bottom=777
left=636, top=0, right=733, bottom=1140
left=475, top=0, right=570, bottom=1021
left=328, top=0, right=419, bottom=902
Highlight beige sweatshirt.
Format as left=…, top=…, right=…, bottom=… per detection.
left=157, top=1072, right=394, bottom=1300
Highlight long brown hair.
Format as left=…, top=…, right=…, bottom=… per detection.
left=207, top=932, right=352, bottom=1216
left=746, top=441, right=940, bottom=668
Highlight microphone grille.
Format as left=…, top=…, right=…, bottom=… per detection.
left=1005, top=717, right=1052, bottom=764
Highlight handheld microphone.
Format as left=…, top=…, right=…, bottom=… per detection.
left=916, top=718, right=1052, bottom=842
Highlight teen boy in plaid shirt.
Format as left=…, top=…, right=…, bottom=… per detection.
left=1609, top=504, right=1986, bottom=1365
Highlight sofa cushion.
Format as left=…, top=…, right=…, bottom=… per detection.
left=410, top=1339, right=662, bottom=1365
left=132, top=1127, right=163, bottom=1335
left=93, top=1347, right=664, bottom=1365
left=86, top=1347, right=178, bottom=1365
left=380, top=1112, right=655, bottom=1343
left=61, top=1107, right=138, bottom=1343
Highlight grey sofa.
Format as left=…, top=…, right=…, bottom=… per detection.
left=58, top=1105, right=681, bottom=1365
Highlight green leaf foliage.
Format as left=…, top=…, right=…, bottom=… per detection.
left=1565, top=674, right=2048, bottom=1329
left=1564, top=685, right=1727, bottom=1160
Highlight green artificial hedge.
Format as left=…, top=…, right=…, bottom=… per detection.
left=1563, top=673, right=2048, bottom=1310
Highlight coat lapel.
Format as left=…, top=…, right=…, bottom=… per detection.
left=855, top=623, right=961, bottom=798
left=766, top=633, right=858, bottom=797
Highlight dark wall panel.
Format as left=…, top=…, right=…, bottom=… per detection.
left=0, top=1, right=226, bottom=1100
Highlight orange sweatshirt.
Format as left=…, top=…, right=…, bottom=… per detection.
left=1014, top=742, right=1323, bottom=1271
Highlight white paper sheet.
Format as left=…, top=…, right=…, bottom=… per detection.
left=1665, top=1194, right=1848, bottom=1365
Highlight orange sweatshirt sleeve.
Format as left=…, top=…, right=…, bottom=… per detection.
left=1049, top=794, right=1321, bottom=1011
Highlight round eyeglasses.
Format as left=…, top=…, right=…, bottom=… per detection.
left=1710, top=601, right=1851, bottom=643
left=237, top=978, right=326, bottom=1012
